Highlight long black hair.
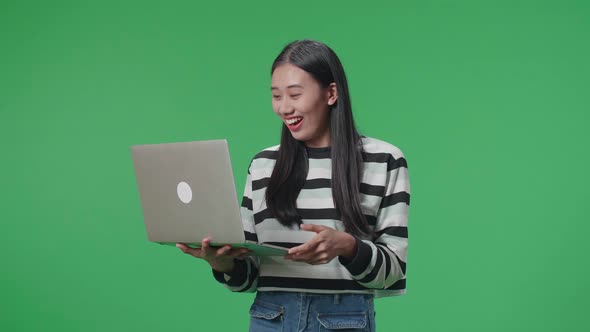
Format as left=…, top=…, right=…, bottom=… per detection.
left=265, top=39, right=373, bottom=238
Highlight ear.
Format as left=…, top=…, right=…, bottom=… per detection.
left=327, top=82, right=338, bottom=106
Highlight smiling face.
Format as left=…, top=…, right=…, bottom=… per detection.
left=271, top=63, right=337, bottom=148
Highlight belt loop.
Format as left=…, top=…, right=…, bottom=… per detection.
left=334, top=294, right=341, bottom=304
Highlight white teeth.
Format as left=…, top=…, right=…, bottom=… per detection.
left=286, top=117, right=303, bottom=125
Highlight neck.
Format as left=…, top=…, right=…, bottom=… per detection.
left=304, top=128, right=331, bottom=148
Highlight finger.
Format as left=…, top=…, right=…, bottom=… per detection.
left=288, top=237, right=320, bottom=255
left=216, top=245, right=232, bottom=256
left=283, top=254, right=296, bottom=261
left=295, top=254, right=325, bottom=265
left=308, top=255, right=333, bottom=265
left=201, top=237, right=211, bottom=250
left=300, top=224, right=332, bottom=233
left=182, top=246, right=202, bottom=257
left=288, top=255, right=317, bottom=264
left=288, top=248, right=320, bottom=262
left=202, top=238, right=220, bottom=256
left=293, top=253, right=316, bottom=262
left=176, top=243, right=197, bottom=255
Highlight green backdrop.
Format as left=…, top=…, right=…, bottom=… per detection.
left=1, top=0, right=588, bottom=331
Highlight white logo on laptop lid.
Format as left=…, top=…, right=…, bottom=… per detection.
left=177, top=181, right=193, bottom=204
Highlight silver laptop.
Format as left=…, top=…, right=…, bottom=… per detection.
left=130, top=139, right=288, bottom=256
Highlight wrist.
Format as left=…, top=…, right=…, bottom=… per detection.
left=340, top=233, right=358, bottom=260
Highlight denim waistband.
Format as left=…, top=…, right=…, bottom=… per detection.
left=256, top=290, right=374, bottom=304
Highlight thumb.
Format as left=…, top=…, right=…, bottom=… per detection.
left=300, top=223, right=332, bottom=233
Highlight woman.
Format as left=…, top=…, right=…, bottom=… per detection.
left=176, top=39, right=410, bottom=331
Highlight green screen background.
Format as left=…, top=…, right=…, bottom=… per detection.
left=1, top=1, right=588, bottom=331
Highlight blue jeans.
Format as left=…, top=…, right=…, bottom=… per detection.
left=249, top=291, right=376, bottom=331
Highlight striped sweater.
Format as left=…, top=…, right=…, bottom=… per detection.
left=212, top=136, right=410, bottom=298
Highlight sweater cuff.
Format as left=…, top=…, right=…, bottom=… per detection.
left=338, top=238, right=373, bottom=276
left=211, top=258, right=249, bottom=287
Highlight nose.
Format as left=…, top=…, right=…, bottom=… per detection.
left=276, top=98, right=295, bottom=116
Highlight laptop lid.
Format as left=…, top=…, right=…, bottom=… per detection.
left=130, top=139, right=246, bottom=245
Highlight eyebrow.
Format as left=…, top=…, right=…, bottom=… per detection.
left=271, top=84, right=304, bottom=90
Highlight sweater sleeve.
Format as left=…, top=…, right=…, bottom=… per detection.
left=338, top=151, right=410, bottom=290
left=211, top=163, right=260, bottom=292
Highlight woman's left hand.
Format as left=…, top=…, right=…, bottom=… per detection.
left=284, top=224, right=357, bottom=265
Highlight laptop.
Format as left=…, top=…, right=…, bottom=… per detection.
left=130, top=139, right=288, bottom=256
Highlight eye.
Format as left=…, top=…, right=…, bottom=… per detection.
left=272, top=95, right=281, bottom=100
left=290, top=94, right=301, bottom=99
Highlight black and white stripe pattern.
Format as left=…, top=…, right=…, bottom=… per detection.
left=212, top=137, right=410, bottom=298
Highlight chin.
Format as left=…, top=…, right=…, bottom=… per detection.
left=290, top=132, right=310, bottom=142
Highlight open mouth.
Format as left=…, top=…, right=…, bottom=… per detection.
left=286, top=116, right=303, bottom=126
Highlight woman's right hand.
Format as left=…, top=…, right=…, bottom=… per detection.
left=176, top=238, right=251, bottom=273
